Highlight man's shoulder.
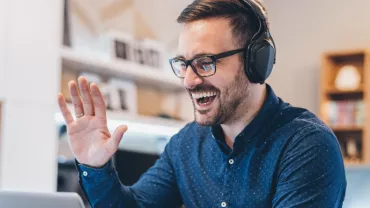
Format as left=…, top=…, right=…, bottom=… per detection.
left=262, top=101, right=337, bottom=147
left=272, top=104, right=345, bottom=170
left=282, top=105, right=333, bottom=137
left=273, top=104, right=339, bottom=151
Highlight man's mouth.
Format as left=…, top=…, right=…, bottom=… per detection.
left=192, top=91, right=217, bottom=107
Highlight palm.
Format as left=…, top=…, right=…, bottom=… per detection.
left=58, top=77, right=127, bottom=168
left=68, top=116, right=111, bottom=167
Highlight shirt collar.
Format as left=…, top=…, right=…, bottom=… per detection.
left=210, top=84, right=281, bottom=154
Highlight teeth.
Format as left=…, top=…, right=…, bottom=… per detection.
left=192, top=91, right=217, bottom=99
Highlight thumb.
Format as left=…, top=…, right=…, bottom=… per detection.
left=107, top=125, right=128, bottom=151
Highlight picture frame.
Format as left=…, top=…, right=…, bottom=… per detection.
left=109, top=31, right=135, bottom=62
left=140, top=38, right=166, bottom=69
left=109, top=31, right=166, bottom=70
left=108, top=78, right=137, bottom=115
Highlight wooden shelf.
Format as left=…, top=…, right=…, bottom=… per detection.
left=330, top=126, right=363, bottom=132
left=344, top=158, right=363, bottom=166
left=323, top=49, right=367, bottom=59
left=55, top=103, right=190, bottom=155
left=56, top=101, right=188, bottom=127
left=60, top=46, right=184, bottom=92
left=325, top=86, right=363, bottom=95
left=55, top=103, right=188, bottom=133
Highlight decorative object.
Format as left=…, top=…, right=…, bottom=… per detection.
left=347, top=136, right=360, bottom=163
left=110, top=31, right=135, bottom=62
left=110, top=30, right=166, bottom=69
left=132, top=41, right=146, bottom=65
left=98, top=82, right=113, bottom=110
left=140, top=38, right=166, bottom=69
left=335, top=65, right=361, bottom=91
left=108, top=78, right=137, bottom=114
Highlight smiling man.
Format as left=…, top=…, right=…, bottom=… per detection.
left=58, top=0, right=346, bottom=207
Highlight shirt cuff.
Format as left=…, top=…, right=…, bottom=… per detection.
left=75, top=159, right=117, bottom=185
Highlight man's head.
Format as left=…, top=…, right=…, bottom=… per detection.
left=173, top=0, right=269, bottom=126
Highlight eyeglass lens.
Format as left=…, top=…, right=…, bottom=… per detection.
left=171, top=56, right=215, bottom=77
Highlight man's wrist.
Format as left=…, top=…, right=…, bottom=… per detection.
left=75, top=159, right=113, bottom=172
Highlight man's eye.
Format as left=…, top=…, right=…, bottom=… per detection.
left=201, top=62, right=214, bottom=71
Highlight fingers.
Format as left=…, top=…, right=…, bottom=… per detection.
left=78, top=76, right=95, bottom=116
left=68, top=81, right=84, bottom=118
left=67, top=76, right=106, bottom=119
left=57, top=93, right=74, bottom=124
left=90, top=82, right=107, bottom=120
left=107, top=125, right=128, bottom=151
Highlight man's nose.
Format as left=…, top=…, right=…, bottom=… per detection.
left=183, top=66, right=203, bottom=89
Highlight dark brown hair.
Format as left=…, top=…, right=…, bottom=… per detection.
left=177, top=0, right=268, bottom=48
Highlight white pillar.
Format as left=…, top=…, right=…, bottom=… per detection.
left=0, top=0, right=7, bottom=100
left=0, top=0, right=63, bottom=192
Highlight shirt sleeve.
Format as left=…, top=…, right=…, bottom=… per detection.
left=76, top=133, right=183, bottom=208
left=272, top=128, right=347, bottom=208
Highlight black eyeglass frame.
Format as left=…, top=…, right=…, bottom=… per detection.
left=169, top=48, right=245, bottom=78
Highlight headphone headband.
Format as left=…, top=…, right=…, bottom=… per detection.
left=237, top=0, right=276, bottom=84
left=238, top=0, right=269, bottom=39
left=240, top=0, right=267, bottom=20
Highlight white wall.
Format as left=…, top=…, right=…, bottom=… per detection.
left=0, top=0, right=7, bottom=100
left=0, top=0, right=63, bottom=192
left=264, top=0, right=370, bottom=114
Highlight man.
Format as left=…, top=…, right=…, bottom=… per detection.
left=57, top=0, right=346, bottom=207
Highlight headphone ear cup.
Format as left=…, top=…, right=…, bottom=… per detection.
left=244, top=42, right=257, bottom=83
left=254, top=40, right=275, bottom=83
left=246, top=39, right=275, bottom=84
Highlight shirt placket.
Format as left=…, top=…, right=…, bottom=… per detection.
left=220, top=154, right=238, bottom=208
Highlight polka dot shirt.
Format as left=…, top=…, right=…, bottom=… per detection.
left=77, top=85, right=346, bottom=207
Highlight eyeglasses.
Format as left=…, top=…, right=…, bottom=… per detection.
left=169, top=48, right=245, bottom=78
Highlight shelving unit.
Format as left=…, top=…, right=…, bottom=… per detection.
left=60, top=46, right=184, bottom=92
left=320, top=49, right=370, bottom=165
left=58, top=46, right=190, bottom=140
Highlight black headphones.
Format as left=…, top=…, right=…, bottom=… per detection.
left=239, top=0, right=276, bottom=84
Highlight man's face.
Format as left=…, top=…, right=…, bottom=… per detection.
left=178, top=18, right=252, bottom=126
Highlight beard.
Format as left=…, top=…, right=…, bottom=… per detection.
left=188, top=68, right=251, bottom=126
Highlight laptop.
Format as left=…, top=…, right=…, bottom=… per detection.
left=343, top=165, right=370, bottom=208
left=0, top=191, right=85, bottom=208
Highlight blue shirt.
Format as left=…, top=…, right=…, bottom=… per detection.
left=76, top=84, right=346, bottom=208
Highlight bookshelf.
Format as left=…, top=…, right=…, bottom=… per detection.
left=320, top=49, right=370, bottom=165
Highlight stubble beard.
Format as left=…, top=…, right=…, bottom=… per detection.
left=190, top=68, right=251, bottom=126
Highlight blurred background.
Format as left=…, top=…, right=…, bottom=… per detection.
left=0, top=0, right=370, bottom=207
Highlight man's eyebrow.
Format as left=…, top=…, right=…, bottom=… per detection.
left=174, top=52, right=216, bottom=60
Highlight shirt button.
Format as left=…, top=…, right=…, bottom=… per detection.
left=83, top=171, right=88, bottom=177
left=221, top=201, right=227, bottom=207
left=228, top=159, right=234, bottom=165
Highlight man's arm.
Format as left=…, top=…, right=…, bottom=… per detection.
left=77, top=134, right=183, bottom=208
left=57, top=77, right=183, bottom=207
left=272, top=128, right=347, bottom=208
